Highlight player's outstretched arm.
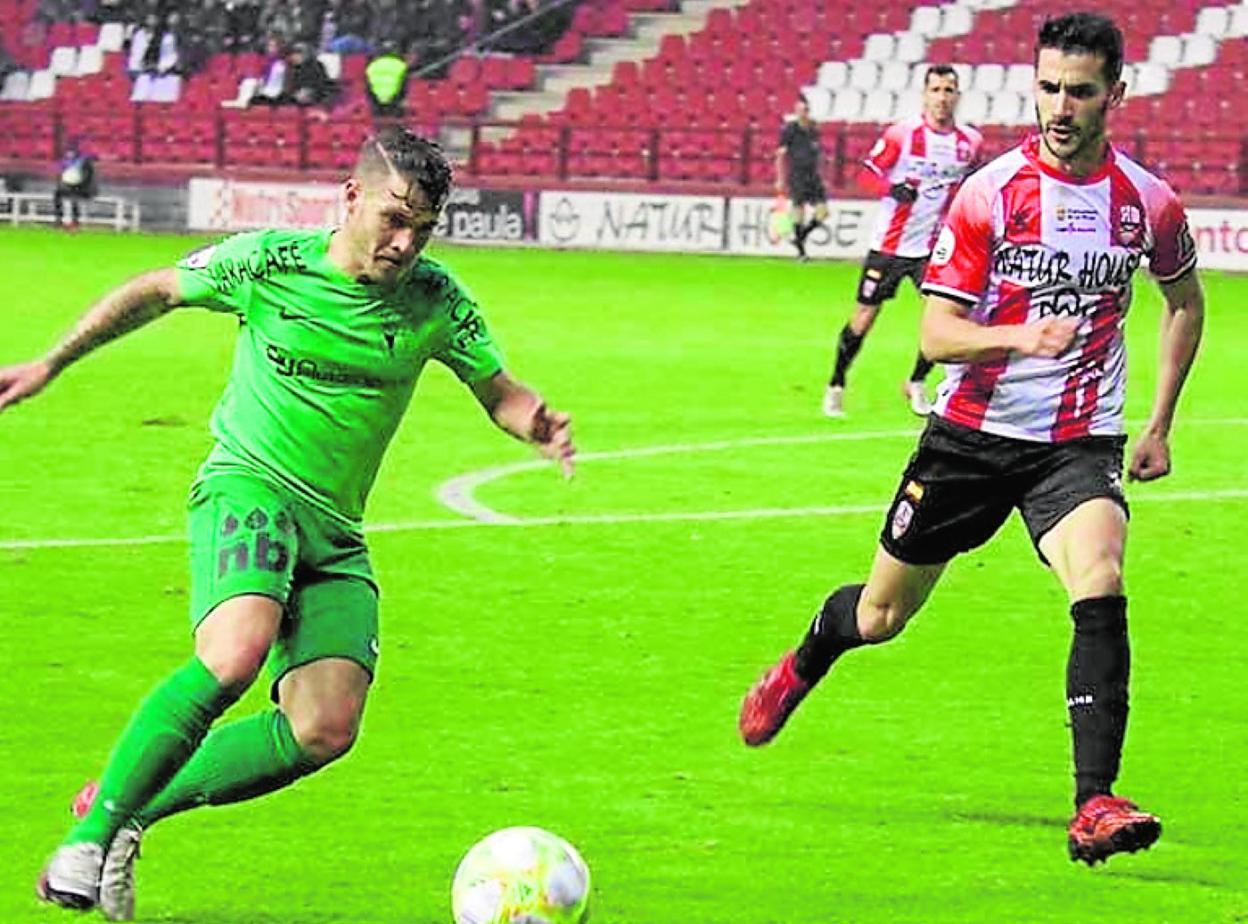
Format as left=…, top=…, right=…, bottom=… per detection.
left=920, top=295, right=1078, bottom=363
left=471, top=370, right=575, bottom=479
left=0, top=268, right=184, bottom=414
left=1129, top=270, right=1204, bottom=482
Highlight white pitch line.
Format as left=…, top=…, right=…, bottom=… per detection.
left=4, top=490, right=1247, bottom=552
left=435, top=420, right=1248, bottom=524
left=5, top=420, right=1248, bottom=552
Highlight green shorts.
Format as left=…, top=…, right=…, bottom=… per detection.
left=187, top=471, right=380, bottom=698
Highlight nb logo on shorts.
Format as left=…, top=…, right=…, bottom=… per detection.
left=217, top=533, right=290, bottom=578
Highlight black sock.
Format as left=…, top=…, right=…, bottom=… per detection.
left=1067, top=595, right=1130, bottom=807
left=794, top=584, right=867, bottom=684
left=909, top=352, right=933, bottom=383
left=797, top=219, right=821, bottom=243
left=830, top=325, right=864, bottom=388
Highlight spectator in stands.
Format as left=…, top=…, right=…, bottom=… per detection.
left=224, top=0, right=263, bottom=52
left=288, top=41, right=334, bottom=105
left=253, top=35, right=290, bottom=103
left=154, top=12, right=183, bottom=75
left=52, top=138, right=97, bottom=231
left=486, top=0, right=569, bottom=55
left=775, top=93, right=827, bottom=262
left=126, top=12, right=159, bottom=76
left=329, top=0, right=374, bottom=54
left=365, top=40, right=409, bottom=117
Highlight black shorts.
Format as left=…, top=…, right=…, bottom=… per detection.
left=880, top=416, right=1129, bottom=566
left=856, top=250, right=927, bottom=306
left=788, top=172, right=827, bottom=206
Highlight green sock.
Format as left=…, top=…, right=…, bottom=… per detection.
left=67, top=657, right=235, bottom=847
left=135, top=709, right=317, bottom=828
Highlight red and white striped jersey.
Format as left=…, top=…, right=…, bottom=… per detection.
left=922, top=134, right=1197, bottom=443
left=863, top=116, right=983, bottom=258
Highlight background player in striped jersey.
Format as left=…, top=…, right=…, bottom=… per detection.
left=824, top=65, right=983, bottom=418
left=743, top=13, right=1202, bottom=866
left=6, top=127, right=575, bottom=919
left=775, top=94, right=829, bottom=262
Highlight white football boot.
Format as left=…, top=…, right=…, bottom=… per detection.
left=36, top=842, right=103, bottom=911
left=99, top=826, right=142, bottom=921
left=821, top=385, right=845, bottom=418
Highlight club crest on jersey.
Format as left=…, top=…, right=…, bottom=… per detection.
left=890, top=499, right=915, bottom=539
left=1113, top=204, right=1144, bottom=246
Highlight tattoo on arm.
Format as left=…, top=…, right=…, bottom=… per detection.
left=46, top=273, right=177, bottom=374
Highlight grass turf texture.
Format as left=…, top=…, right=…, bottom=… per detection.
left=0, top=226, right=1245, bottom=923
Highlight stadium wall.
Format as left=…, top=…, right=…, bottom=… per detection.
left=184, top=177, right=1248, bottom=271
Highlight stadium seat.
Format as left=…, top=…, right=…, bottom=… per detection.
left=973, top=63, right=1005, bottom=93
left=879, top=61, right=910, bottom=91
left=895, top=32, right=925, bottom=63
left=817, top=60, right=847, bottom=90
left=848, top=61, right=878, bottom=92
left=98, top=21, right=124, bottom=52
left=802, top=85, right=832, bottom=120
left=27, top=69, right=55, bottom=100
left=1004, top=64, right=1033, bottom=93
left=75, top=44, right=103, bottom=76
left=829, top=88, right=863, bottom=121
left=909, top=6, right=941, bottom=36
left=0, top=71, right=28, bottom=101
left=49, top=46, right=76, bottom=75
left=863, top=34, right=894, bottom=62
left=861, top=88, right=894, bottom=122
left=1149, top=35, right=1182, bottom=67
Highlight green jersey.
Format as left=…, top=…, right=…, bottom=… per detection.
left=176, top=228, right=504, bottom=525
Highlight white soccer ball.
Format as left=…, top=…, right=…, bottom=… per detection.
left=452, top=827, right=591, bottom=924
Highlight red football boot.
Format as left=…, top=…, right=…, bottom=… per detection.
left=739, top=650, right=811, bottom=747
left=1067, top=794, right=1161, bottom=865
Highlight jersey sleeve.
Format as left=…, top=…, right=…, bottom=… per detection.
left=862, top=124, right=903, bottom=178
left=921, top=173, right=994, bottom=305
left=1147, top=187, right=1198, bottom=283
left=430, top=274, right=505, bottom=385
left=175, top=231, right=268, bottom=317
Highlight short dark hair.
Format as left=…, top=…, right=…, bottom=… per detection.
left=924, top=64, right=959, bottom=88
left=1035, top=12, right=1124, bottom=85
left=356, top=126, right=454, bottom=212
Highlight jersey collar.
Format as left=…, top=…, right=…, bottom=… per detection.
left=1022, top=133, right=1114, bottom=185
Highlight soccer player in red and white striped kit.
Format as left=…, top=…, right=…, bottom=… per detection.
left=824, top=65, right=983, bottom=418
left=744, top=12, right=1203, bottom=865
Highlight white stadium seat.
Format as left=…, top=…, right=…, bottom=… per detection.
left=817, top=60, right=848, bottom=90
left=1195, top=7, right=1230, bottom=36
left=76, top=45, right=103, bottom=76
left=1130, top=63, right=1169, bottom=96
left=151, top=73, right=182, bottom=102
left=895, top=32, right=926, bottom=63
left=1004, top=63, right=1033, bottom=93
left=317, top=52, right=341, bottom=81
left=894, top=90, right=922, bottom=120
left=1148, top=35, right=1182, bottom=66
left=880, top=60, right=910, bottom=91
left=862, top=88, right=895, bottom=121
left=952, top=62, right=972, bottom=89
left=98, top=21, right=125, bottom=52
left=1181, top=33, right=1217, bottom=67
left=863, top=34, right=895, bottom=62
left=1229, top=5, right=1248, bottom=37
left=908, top=62, right=930, bottom=90
left=0, top=70, right=29, bottom=101
left=802, top=85, right=833, bottom=121
left=937, top=5, right=973, bottom=37
left=830, top=87, right=864, bottom=121
left=987, top=90, right=1023, bottom=125
left=27, top=69, right=55, bottom=100
left=973, top=63, right=1005, bottom=93
left=848, top=60, right=880, bottom=91
left=130, top=71, right=154, bottom=101
left=49, top=46, right=78, bottom=76
left=910, top=6, right=942, bottom=36
left=958, top=88, right=989, bottom=124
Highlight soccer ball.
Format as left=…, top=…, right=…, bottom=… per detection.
left=451, top=827, right=591, bottom=924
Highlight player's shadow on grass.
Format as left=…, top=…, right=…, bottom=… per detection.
left=949, top=809, right=1056, bottom=829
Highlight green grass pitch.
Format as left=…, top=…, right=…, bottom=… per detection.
left=0, top=226, right=1245, bottom=923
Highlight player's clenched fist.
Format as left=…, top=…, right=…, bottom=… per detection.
left=530, top=404, right=575, bottom=479
left=1013, top=317, right=1079, bottom=358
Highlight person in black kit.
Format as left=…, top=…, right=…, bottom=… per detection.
left=774, top=94, right=827, bottom=261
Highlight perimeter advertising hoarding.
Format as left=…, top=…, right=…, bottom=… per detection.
left=188, top=179, right=533, bottom=243
left=537, top=191, right=727, bottom=252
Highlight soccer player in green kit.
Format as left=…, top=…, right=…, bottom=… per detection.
left=0, top=127, right=575, bottom=920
